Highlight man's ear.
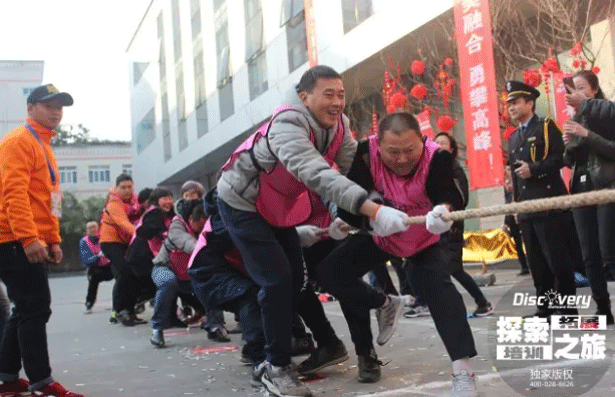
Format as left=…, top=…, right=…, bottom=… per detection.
left=299, top=91, right=308, bottom=105
left=27, top=103, right=34, bottom=114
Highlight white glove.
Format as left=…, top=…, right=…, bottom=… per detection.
left=296, top=225, right=322, bottom=248
left=369, top=206, right=410, bottom=237
left=426, top=204, right=453, bottom=235
left=328, top=218, right=350, bottom=240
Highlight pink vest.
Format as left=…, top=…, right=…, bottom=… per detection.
left=369, top=136, right=440, bottom=257
left=131, top=206, right=172, bottom=258
left=168, top=216, right=196, bottom=281
left=106, top=193, right=141, bottom=243
left=222, top=106, right=344, bottom=228
left=188, top=219, right=249, bottom=277
left=83, top=235, right=111, bottom=267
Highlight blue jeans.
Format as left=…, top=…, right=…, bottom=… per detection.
left=0, top=242, right=53, bottom=390
left=151, top=266, right=193, bottom=330
left=217, top=198, right=304, bottom=367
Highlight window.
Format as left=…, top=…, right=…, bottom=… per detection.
left=245, top=0, right=264, bottom=61
left=122, top=165, right=133, bottom=175
left=157, top=12, right=164, bottom=39
left=88, top=166, right=110, bottom=183
left=215, top=18, right=231, bottom=86
left=286, top=13, right=308, bottom=72
left=219, top=81, right=234, bottom=121
left=171, top=0, right=182, bottom=62
left=213, top=0, right=225, bottom=11
left=133, top=62, right=149, bottom=86
left=59, top=167, right=77, bottom=185
left=194, top=48, right=206, bottom=107
left=136, top=108, right=156, bottom=153
left=176, top=69, right=186, bottom=120
left=190, top=0, right=202, bottom=40
left=248, top=52, right=268, bottom=100
left=196, top=101, right=208, bottom=137
left=159, top=41, right=167, bottom=83
left=162, top=91, right=172, bottom=162
left=342, top=0, right=373, bottom=33
left=280, top=0, right=305, bottom=26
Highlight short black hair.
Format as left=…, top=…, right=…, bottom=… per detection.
left=138, top=188, right=153, bottom=204
left=434, top=132, right=459, bottom=159
left=295, top=65, right=342, bottom=93
left=178, top=199, right=204, bottom=223
left=377, top=112, right=422, bottom=141
left=149, top=187, right=173, bottom=207
left=116, top=173, right=133, bottom=186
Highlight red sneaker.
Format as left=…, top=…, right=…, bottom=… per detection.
left=35, top=382, right=83, bottom=397
left=0, top=378, right=29, bottom=396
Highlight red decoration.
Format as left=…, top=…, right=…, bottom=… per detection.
left=386, top=104, right=396, bottom=114
left=572, top=59, right=581, bottom=69
left=444, top=57, right=454, bottom=67
left=423, top=105, right=432, bottom=116
left=502, top=126, right=516, bottom=140
left=592, top=66, right=601, bottom=74
left=522, top=69, right=542, bottom=88
left=390, top=92, right=407, bottom=109
left=570, top=42, right=582, bottom=56
left=410, top=84, right=428, bottom=100
left=411, top=60, right=426, bottom=76
left=436, top=114, right=456, bottom=132
left=542, top=58, right=560, bottom=73
left=581, top=60, right=588, bottom=68
left=371, top=111, right=378, bottom=135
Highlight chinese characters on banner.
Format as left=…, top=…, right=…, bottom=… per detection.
left=304, top=0, right=318, bottom=67
left=496, top=315, right=607, bottom=361
left=454, top=0, right=504, bottom=189
left=552, top=72, right=573, bottom=190
left=416, top=110, right=434, bottom=139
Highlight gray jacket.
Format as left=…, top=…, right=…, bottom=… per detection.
left=217, top=89, right=368, bottom=215
left=152, top=217, right=196, bottom=268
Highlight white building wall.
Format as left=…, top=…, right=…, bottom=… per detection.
left=54, top=144, right=133, bottom=201
left=0, top=61, right=44, bottom=139
left=128, top=0, right=455, bottom=190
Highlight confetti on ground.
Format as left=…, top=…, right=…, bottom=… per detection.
left=165, top=330, right=191, bottom=336
left=190, top=345, right=239, bottom=354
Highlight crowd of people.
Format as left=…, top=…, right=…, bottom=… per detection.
left=0, top=64, right=614, bottom=397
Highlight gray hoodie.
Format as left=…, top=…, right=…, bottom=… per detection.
left=217, top=89, right=368, bottom=215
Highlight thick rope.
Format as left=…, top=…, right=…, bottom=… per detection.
left=404, top=189, right=615, bottom=225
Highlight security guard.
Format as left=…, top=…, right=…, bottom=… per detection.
left=506, top=80, right=577, bottom=317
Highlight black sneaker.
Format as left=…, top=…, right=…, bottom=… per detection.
left=261, top=362, right=312, bottom=397
left=297, top=340, right=349, bottom=375
left=473, top=303, right=494, bottom=317
left=116, top=310, right=135, bottom=326
left=291, top=333, right=316, bottom=356
left=207, top=326, right=231, bottom=342
left=357, top=349, right=382, bottom=383
left=150, top=329, right=165, bottom=348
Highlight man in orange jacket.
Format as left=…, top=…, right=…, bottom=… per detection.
left=0, top=84, right=83, bottom=397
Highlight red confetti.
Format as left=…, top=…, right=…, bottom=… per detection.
left=191, top=345, right=239, bottom=354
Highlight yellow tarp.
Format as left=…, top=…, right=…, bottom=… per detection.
left=462, top=229, right=518, bottom=263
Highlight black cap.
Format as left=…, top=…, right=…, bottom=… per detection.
left=27, top=84, right=73, bottom=106
left=505, top=80, right=540, bottom=102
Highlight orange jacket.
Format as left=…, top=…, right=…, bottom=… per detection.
left=100, top=187, right=140, bottom=244
left=0, top=118, right=61, bottom=247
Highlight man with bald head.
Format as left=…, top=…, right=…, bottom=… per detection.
left=80, top=221, right=113, bottom=314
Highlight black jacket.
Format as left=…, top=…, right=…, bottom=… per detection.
left=337, top=139, right=462, bottom=229
left=508, top=114, right=568, bottom=220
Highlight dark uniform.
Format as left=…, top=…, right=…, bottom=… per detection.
left=506, top=81, right=577, bottom=315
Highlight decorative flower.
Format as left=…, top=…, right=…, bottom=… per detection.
left=542, top=58, right=560, bottom=73
left=502, top=126, right=516, bottom=140
left=522, top=69, right=542, bottom=88
left=436, top=114, right=456, bottom=132
left=444, top=57, right=454, bottom=67
left=569, top=42, right=582, bottom=56
left=410, top=84, right=428, bottom=100
left=581, top=60, right=588, bottom=69
left=390, top=92, right=407, bottom=109
left=572, top=59, right=581, bottom=69
left=411, top=60, right=426, bottom=76
left=592, top=66, right=601, bottom=74
left=386, top=104, right=396, bottom=114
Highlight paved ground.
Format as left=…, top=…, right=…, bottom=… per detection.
left=41, top=263, right=615, bottom=397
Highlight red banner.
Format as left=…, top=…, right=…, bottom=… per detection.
left=304, top=0, right=318, bottom=67
left=416, top=110, right=434, bottom=139
left=552, top=72, right=574, bottom=190
left=454, top=0, right=503, bottom=189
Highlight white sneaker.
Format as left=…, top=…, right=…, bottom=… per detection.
left=261, top=363, right=312, bottom=397
left=376, top=295, right=404, bottom=345
left=452, top=370, right=478, bottom=397
left=404, top=304, right=430, bottom=318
